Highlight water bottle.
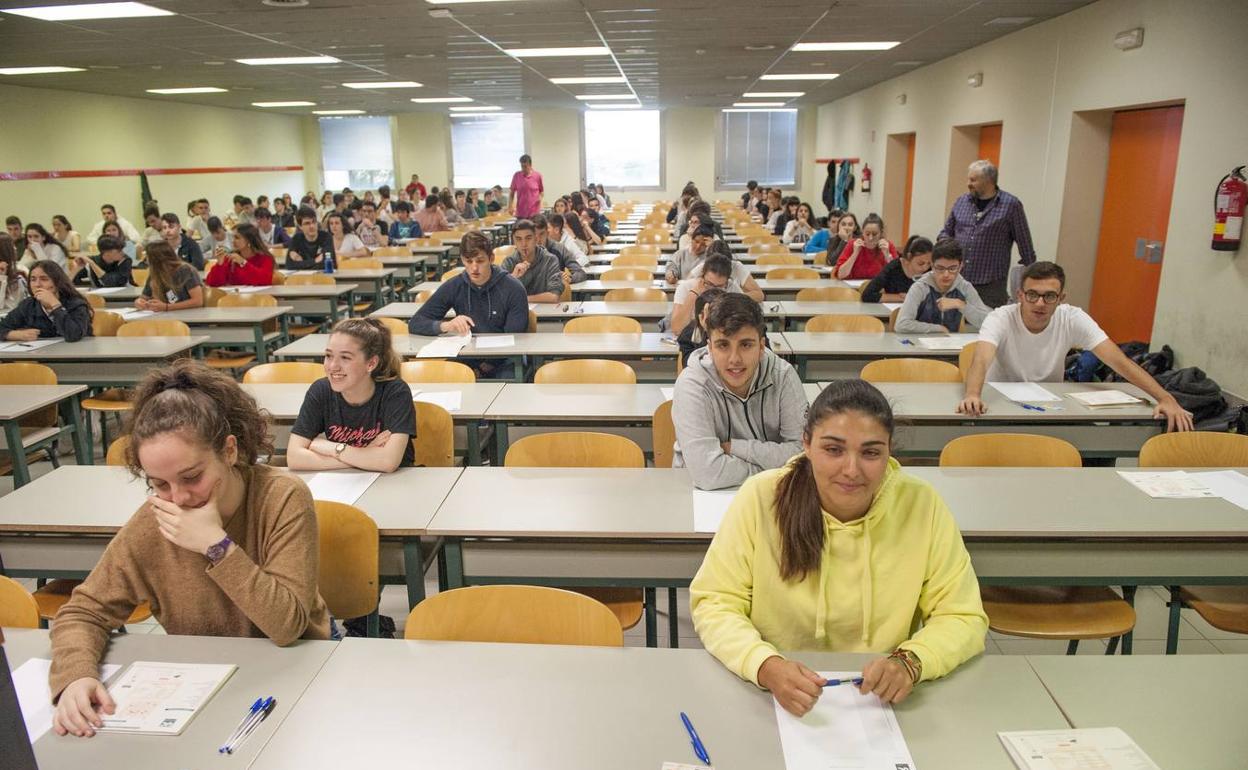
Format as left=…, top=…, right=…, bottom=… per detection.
left=323, top=251, right=335, bottom=274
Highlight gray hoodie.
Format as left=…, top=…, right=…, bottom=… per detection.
left=895, top=271, right=990, bottom=334
left=672, top=345, right=809, bottom=490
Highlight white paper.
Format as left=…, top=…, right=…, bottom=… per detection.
left=417, top=335, right=470, bottom=358
left=0, top=338, right=63, bottom=352
left=99, top=661, right=235, bottom=735
left=411, top=388, right=463, bottom=412
left=998, top=727, right=1160, bottom=770
left=882, top=302, right=904, bottom=311
left=117, top=308, right=156, bottom=320
left=661, top=764, right=711, bottom=770
left=231, top=285, right=267, bottom=294
left=661, top=387, right=674, bottom=402
left=1067, top=390, right=1143, bottom=407
left=1117, top=470, right=1217, bottom=499
left=692, top=488, right=736, bottom=533
left=14, top=658, right=122, bottom=743
left=989, top=382, right=1063, bottom=403
left=304, top=470, right=381, bottom=505
left=910, top=333, right=978, bottom=350
left=1188, top=470, right=1248, bottom=511
left=473, top=335, right=515, bottom=349
left=87, top=287, right=127, bottom=295
left=843, top=279, right=867, bottom=288
left=774, top=671, right=916, bottom=770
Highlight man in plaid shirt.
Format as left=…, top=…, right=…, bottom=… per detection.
left=939, top=160, right=1036, bottom=307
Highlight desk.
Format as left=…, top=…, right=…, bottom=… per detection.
left=369, top=301, right=581, bottom=322
left=584, top=263, right=831, bottom=277
left=773, top=300, right=894, bottom=325
left=570, top=278, right=843, bottom=300
left=0, top=385, right=89, bottom=487
left=4, top=628, right=337, bottom=770
left=782, top=331, right=975, bottom=378
left=0, top=336, right=208, bottom=387
left=288, top=268, right=395, bottom=310
left=93, top=284, right=354, bottom=322
left=484, top=383, right=670, bottom=459
left=137, top=306, right=291, bottom=365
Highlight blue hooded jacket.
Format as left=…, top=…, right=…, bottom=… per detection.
left=408, top=265, right=529, bottom=336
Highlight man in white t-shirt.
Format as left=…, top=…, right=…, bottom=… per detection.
left=958, top=261, right=1193, bottom=432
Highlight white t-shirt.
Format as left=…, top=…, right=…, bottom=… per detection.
left=689, top=259, right=751, bottom=287
left=979, top=304, right=1109, bottom=382
left=336, top=233, right=366, bottom=256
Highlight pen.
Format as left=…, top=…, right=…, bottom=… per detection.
left=680, top=711, right=711, bottom=765
left=226, top=697, right=276, bottom=754
left=219, top=698, right=263, bottom=753
left=899, top=338, right=914, bottom=346
left=823, top=676, right=864, bottom=688
left=1020, top=404, right=1047, bottom=412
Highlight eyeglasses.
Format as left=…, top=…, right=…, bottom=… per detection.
left=1022, top=290, right=1061, bottom=305
left=931, top=264, right=961, bottom=274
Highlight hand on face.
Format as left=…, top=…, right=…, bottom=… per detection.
left=149, top=477, right=228, bottom=556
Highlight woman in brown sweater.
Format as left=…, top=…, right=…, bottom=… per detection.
left=51, top=360, right=331, bottom=738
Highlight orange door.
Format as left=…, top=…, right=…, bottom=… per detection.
left=1088, top=106, right=1184, bottom=342
left=978, top=123, right=1002, bottom=169
left=900, top=133, right=916, bottom=242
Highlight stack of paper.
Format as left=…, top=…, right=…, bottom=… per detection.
left=417, top=335, right=470, bottom=359
left=692, top=488, right=736, bottom=533
left=999, top=728, right=1160, bottom=769
left=1068, top=390, right=1144, bottom=408
left=774, top=672, right=916, bottom=770
left=473, top=335, right=515, bottom=349
left=1117, top=470, right=1218, bottom=499
left=14, top=658, right=121, bottom=742
left=304, top=471, right=381, bottom=505
left=99, top=661, right=236, bottom=735
left=411, top=388, right=463, bottom=412
left=990, top=382, right=1063, bottom=403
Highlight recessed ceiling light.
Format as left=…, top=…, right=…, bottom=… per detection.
left=404, top=53, right=437, bottom=59
left=588, top=103, right=641, bottom=110
left=252, top=101, right=316, bottom=107
left=203, top=61, right=225, bottom=66
left=744, top=44, right=775, bottom=51
left=472, top=79, right=497, bottom=85
left=504, top=46, right=610, bottom=58
left=450, top=105, right=500, bottom=111
left=313, top=109, right=365, bottom=115
left=894, top=60, right=924, bottom=66
left=2, top=2, right=172, bottom=21
left=146, top=86, right=227, bottom=94
left=725, top=75, right=748, bottom=80
left=743, top=91, right=804, bottom=97
left=733, top=101, right=783, bottom=107
left=236, top=56, right=339, bottom=66
left=0, top=66, right=85, bottom=75
left=722, top=108, right=797, bottom=113
left=424, top=0, right=523, bottom=3
left=694, top=49, right=706, bottom=55
left=624, top=48, right=645, bottom=55
left=550, top=76, right=626, bottom=84
left=760, top=73, right=839, bottom=81
left=791, top=42, right=899, bottom=51
left=985, top=16, right=1033, bottom=26
left=574, top=94, right=634, bottom=101
left=411, top=96, right=473, bottom=103
left=342, top=81, right=422, bottom=89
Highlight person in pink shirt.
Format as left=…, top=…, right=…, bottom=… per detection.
left=508, top=154, right=544, bottom=219
left=834, top=212, right=899, bottom=280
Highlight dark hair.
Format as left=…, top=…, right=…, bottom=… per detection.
left=693, top=223, right=715, bottom=239
left=701, top=253, right=735, bottom=280
left=52, top=214, right=72, bottom=230
left=124, top=359, right=274, bottom=475
left=519, top=154, right=532, bottom=165
left=0, top=235, right=21, bottom=300
left=706, top=239, right=734, bottom=260
left=931, top=238, right=963, bottom=262
left=425, top=194, right=439, bottom=208
left=796, top=202, right=814, bottom=221
left=512, top=218, right=536, bottom=235
left=233, top=223, right=268, bottom=254
left=255, top=207, right=272, bottom=220
left=705, top=292, right=764, bottom=338
left=5, top=215, right=21, bottom=227
left=325, top=213, right=354, bottom=235
left=296, top=206, right=318, bottom=225
left=378, top=185, right=391, bottom=198
left=774, top=379, right=895, bottom=580
left=233, top=195, right=246, bottom=206
left=159, top=212, right=181, bottom=229
left=460, top=231, right=491, bottom=261
left=454, top=190, right=465, bottom=199
left=144, top=240, right=189, bottom=300
left=530, top=213, right=549, bottom=230
left=207, top=216, right=224, bottom=234
left=563, top=212, right=589, bottom=242
left=329, top=318, right=401, bottom=382
left=101, top=204, right=117, bottom=214
left=904, top=235, right=935, bottom=259
left=332, top=193, right=345, bottom=206
left=689, top=286, right=727, bottom=344
left=96, top=235, right=125, bottom=254
left=861, top=212, right=885, bottom=232
left=25, top=223, right=69, bottom=259
left=29, top=260, right=89, bottom=316
left=394, top=201, right=413, bottom=214
left=746, top=180, right=758, bottom=190
left=1022, top=260, right=1065, bottom=289
left=688, top=200, right=712, bottom=219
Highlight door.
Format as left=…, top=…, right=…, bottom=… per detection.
left=900, top=133, right=916, bottom=242
left=978, top=123, right=1002, bottom=169
left=1088, top=105, right=1184, bottom=342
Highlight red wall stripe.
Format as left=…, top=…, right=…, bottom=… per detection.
left=0, top=165, right=303, bottom=181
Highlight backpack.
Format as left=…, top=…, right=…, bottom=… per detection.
left=1154, top=367, right=1227, bottom=423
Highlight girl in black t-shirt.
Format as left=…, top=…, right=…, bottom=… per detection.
left=288, top=318, right=416, bottom=471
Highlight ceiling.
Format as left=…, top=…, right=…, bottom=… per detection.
left=0, top=0, right=1096, bottom=115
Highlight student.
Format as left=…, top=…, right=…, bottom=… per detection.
left=409, top=232, right=528, bottom=379
left=455, top=190, right=479, bottom=221
left=354, top=201, right=385, bottom=248
left=501, top=219, right=564, bottom=303
left=533, top=214, right=587, bottom=284
left=326, top=213, right=367, bottom=259
left=159, top=213, right=205, bottom=270
left=96, top=221, right=138, bottom=264
left=596, top=183, right=610, bottom=208
left=586, top=196, right=611, bottom=238
left=405, top=173, right=427, bottom=201
left=687, top=241, right=765, bottom=304
left=761, top=189, right=783, bottom=227
left=414, top=194, right=450, bottom=234
left=811, top=212, right=859, bottom=262
left=288, top=318, right=415, bottom=472
left=740, top=180, right=759, bottom=210
left=551, top=198, right=568, bottom=217
left=834, top=212, right=896, bottom=280
left=861, top=235, right=933, bottom=303
left=690, top=379, right=988, bottom=715
left=186, top=199, right=212, bottom=242
left=670, top=253, right=736, bottom=334
left=388, top=201, right=424, bottom=241
left=49, top=360, right=332, bottom=736
left=484, top=189, right=501, bottom=213
left=205, top=224, right=275, bottom=287
left=71, top=236, right=133, bottom=289
left=272, top=197, right=296, bottom=230
left=86, top=203, right=141, bottom=243
left=958, top=261, right=1194, bottom=431
left=895, top=239, right=989, bottom=333
left=564, top=211, right=597, bottom=252
left=666, top=223, right=716, bottom=284
left=137, top=241, right=205, bottom=311
left=441, top=190, right=463, bottom=225
left=316, top=191, right=335, bottom=221
left=782, top=202, right=816, bottom=245
left=672, top=294, right=807, bottom=490
left=6, top=215, right=28, bottom=256
left=51, top=215, right=81, bottom=254
left=0, top=234, right=30, bottom=312
left=0, top=260, right=93, bottom=342
left=677, top=286, right=726, bottom=363
left=222, top=195, right=247, bottom=230
left=287, top=207, right=335, bottom=270
left=139, top=207, right=163, bottom=244
left=255, top=207, right=293, bottom=249
left=19, top=223, right=70, bottom=273
left=772, top=196, right=800, bottom=237
left=199, top=217, right=231, bottom=263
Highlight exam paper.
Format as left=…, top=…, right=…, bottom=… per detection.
left=99, top=661, right=235, bottom=735
left=417, top=335, right=470, bottom=359
left=1067, top=389, right=1143, bottom=407
left=304, top=471, right=381, bottom=505
left=0, top=338, right=63, bottom=352
left=411, top=388, right=463, bottom=412
left=231, top=285, right=267, bottom=294
left=882, top=302, right=904, bottom=312
left=843, top=279, right=867, bottom=288
left=1117, top=471, right=1218, bottom=499
left=989, top=382, right=1063, bottom=403
left=1187, top=470, right=1248, bottom=511
left=912, top=334, right=978, bottom=350
left=87, top=286, right=128, bottom=295
left=116, top=308, right=156, bottom=321
left=999, top=727, right=1160, bottom=770
left=473, top=335, right=515, bottom=349
left=692, top=488, right=736, bottom=533
left=661, top=387, right=674, bottom=401
left=14, top=658, right=121, bottom=743
left=774, top=672, right=916, bottom=770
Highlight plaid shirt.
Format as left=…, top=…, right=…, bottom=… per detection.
left=939, top=189, right=1036, bottom=284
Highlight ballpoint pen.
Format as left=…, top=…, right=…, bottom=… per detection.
left=680, top=711, right=711, bottom=765
left=219, top=698, right=264, bottom=753
left=1020, top=404, right=1047, bottom=412
left=225, top=697, right=276, bottom=755
left=899, top=338, right=914, bottom=346
left=823, top=676, right=865, bottom=688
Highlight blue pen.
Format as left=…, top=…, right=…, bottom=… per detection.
left=823, top=676, right=864, bottom=688
left=226, top=697, right=276, bottom=754
left=1020, top=404, right=1046, bottom=412
left=899, top=338, right=914, bottom=346
left=220, top=698, right=263, bottom=753
left=680, top=711, right=711, bottom=765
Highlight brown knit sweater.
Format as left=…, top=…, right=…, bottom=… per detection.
left=49, top=464, right=332, bottom=699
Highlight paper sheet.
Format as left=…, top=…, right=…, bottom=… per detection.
left=843, top=279, right=867, bottom=288
left=304, top=471, right=381, bottom=505
left=989, top=382, right=1063, bottom=403
left=117, top=308, right=156, bottom=320
left=0, top=339, right=63, bottom=352
left=231, top=285, right=267, bottom=294
left=99, top=661, right=236, bottom=735
left=473, top=335, right=515, bottom=349
left=1117, top=471, right=1218, bottom=499
left=87, top=287, right=127, bottom=295
left=911, top=334, right=978, bottom=350
left=774, top=671, right=916, bottom=770
left=882, top=302, right=904, bottom=311
left=999, top=727, right=1160, bottom=769
left=1067, top=389, right=1143, bottom=407
left=1187, top=470, right=1248, bottom=511
left=417, top=335, right=470, bottom=359
left=692, top=488, right=736, bottom=533
left=14, top=658, right=121, bottom=743
left=411, top=388, right=463, bottom=412
left=661, top=387, right=674, bottom=402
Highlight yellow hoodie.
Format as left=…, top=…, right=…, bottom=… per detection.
left=690, top=457, right=987, bottom=686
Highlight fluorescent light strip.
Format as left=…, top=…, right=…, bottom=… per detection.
left=574, top=94, right=635, bottom=101
left=252, top=101, right=316, bottom=107
left=449, top=105, right=500, bottom=111
left=722, top=108, right=797, bottom=113
left=313, top=110, right=365, bottom=115
left=550, top=76, right=626, bottom=85
left=733, top=101, right=783, bottom=107
left=743, top=91, right=804, bottom=97
left=791, top=41, right=898, bottom=52
left=410, top=97, right=473, bottom=103
left=342, top=81, right=422, bottom=89
left=0, top=66, right=85, bottom=75
left=760, top=73, right=839, bottom=81
left=452, top=112, right=520, bottom=118
left=587, top=103, right=641, bottom=110
left=236, top=56, right=339, bottom=66
left=505, top=46, right=610, bottom=58
left=2, top=2, right=172, bottom=21
left=424, top=0, right=521, bottom=3
left=146, top=86, right=226, bottom=94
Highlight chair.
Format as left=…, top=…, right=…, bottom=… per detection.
left=0, top=362, right=62, bottom=474
left=400, top=360, right=477, bottom=383
left=611, top=255, right=659, bottom=269
left=207, top=293, right=279, bottom=371
left=0, top=576, right=39, bottom=628
left=411, top=401, right=454, bottom=467
left=959, top=342, right=981, bottom=381
left=527, top=309, right=537, bottom=334
left=242, top=362, right=324, bottom=384
left=371, top=246, right=409, bottom=257
left=742, top=235, right=779, bottom=246
left=749, top=243, right=791, bottom=256
left=604, top=288, right=666, bottom=302
left=403, top=585, right=623, bottom=647
left=618, top=245, right=660, bottom=259
left=202, top=286, right=225, bottom=307
left=442, top=267, right=465, bottom=281
left=270, top=271, right=286, bottom=286
left=338, top=258, right=383, bottom=270
left=601, top=268, right=652, bottom=282
left=534, top=359, right=636, bottom=384
left=91, top=309, right=125, bottom=337
left=85, top=292, right=105, bottom=309
left=652, top=399, right=676, bottom=468
left=796, top=286, right=861, bottom=302
left=940, top=433, right=1137, bottom=654
left=217, top=292, right=278, bottom=309
left=755, top=254, right=803, bottom=266
left=286, top=272, right=336, bottom=286
left=376, top=316, right=409, bottom=336
left=860, top=358, right=962, bottom=383
left=117, top=319, right=191, bottom=337
left=315, top=501, right=380, bottom=631
left=634, top=230, right=669, bottom=245
left=105, top=435, right=130, bottom=466
left=131, top=268, right=149, bottom=288
left=766, top=267, right=821, bottom=280
left=564, top=316, right=642, bottom=334
left=805, top=314, right=886, bottom=333
left=493, top=244, right=515, bottom=265
left=1137, top=433, right=1248, bottom=653
left=412, top=290, right=433, bottom=302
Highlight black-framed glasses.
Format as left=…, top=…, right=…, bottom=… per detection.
left=932, top=264, right=961, bottom=274
left=1023, top=290, right=1061, bottom=305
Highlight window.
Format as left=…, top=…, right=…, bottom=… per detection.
left=583, top=109, right=661, bottom=188
left=717, top=110, right=798, bottom=187
left=451, top=113, right=526, bottom=190
left=319, top=116, right=395, bottom=190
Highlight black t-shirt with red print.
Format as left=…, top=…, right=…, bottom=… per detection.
left=291, top=377, right=416, bottom=467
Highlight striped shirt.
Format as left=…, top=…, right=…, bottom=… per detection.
left=939, top=189, right=1036, bottom=284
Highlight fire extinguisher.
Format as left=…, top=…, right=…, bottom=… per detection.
left=860, top=164, right=872, bottom=193
left=1212, top=165, right=1246, bottom=252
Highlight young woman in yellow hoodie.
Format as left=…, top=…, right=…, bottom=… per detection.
left=690, top=379, right=987, bottom=717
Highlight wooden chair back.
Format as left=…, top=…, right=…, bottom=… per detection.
left=634, top=230, right=669, bottom=245
left=242, top=362, right=324, bottom=384
left=92, top=309, right=125, bottom=337
left=338, top=258, right=383, bottom=270
left=0, top=575, right=39, bottom=628
left=202, top=286, right=225, bottom=307
left=105, top=435, right=130, bottom=466
left=618, top=245, right=660, bottom=259
left=505, top=431, right=645, bottom=468
left=493, top=244, right=515, bottom=265
left=375, top=317, right=409, bottom=337
left=412, top=401, right=454, bottom=467
left=131, top=268, right=150, bottom=288
left=563, top=316, right=642, bottom=334
left=652, top=399, right=676, bottom=468
left=403, top=585, right=623, bottom=647
left=85, top=292, right=105, bottom=309
left=1138, top=432, right=1248, bottom=468
left=400, top=360, right=477, bottom=383
left=601, top=268, right=651, bottom=282
left=604, top=288, right=666, bottom=302
left=755, top=254, right=803, bottom=266
left=888, top=307, right=900, bottom=331
left=315, top=500, right=379, bottom=620
left=940, top=434, right=1082, bottom=468
left=371, top=246, right=409, bottom=257
left=0, top=362, right=57, bottom=427
left=805, top=314, right=886, bottom=333
left=807, top=250, right=828, bottom=265
left=413, top=290, right=433, bottom=302
left=742, top=235, right=779, bottom=247
left=860, top=358, right=962, bottom=383
left=217, top=292, right=278, bottom=308
left=534, top=359, right=636, bottom=384
left=611, top=255, right=658, bottom=269
left=286, top=273, right=336, bottom=286
left=270, top=271, right=286, bottom=286
left=959, top=342, right=981, bottom=381
left=766, top=267, right=821, bottom=280
left=117, top=319, right=191, bottom=337
left=796, top=286, right=861, bottom=302
left=527, top=309, right=537, bottom=334
left=442, top=267, right=465, bottom=281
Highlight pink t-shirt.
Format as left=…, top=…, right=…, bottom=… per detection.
left=509, top=169, right=544, bottom=218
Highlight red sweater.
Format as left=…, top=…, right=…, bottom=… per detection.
left=205, top=251, right=275, bottom=286
left=834, top=240, right=899, bottom=280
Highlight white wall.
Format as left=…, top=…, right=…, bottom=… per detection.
left=812, top=0, right=1248, bottom=394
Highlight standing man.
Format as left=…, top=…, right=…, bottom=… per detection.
left=939, top=160, right=1036, bottom=308
left=508, top=154, right=544, bottom=220
left=405, top=174, right=426, bottom=201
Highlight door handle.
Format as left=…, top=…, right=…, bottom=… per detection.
left=1134, top=238, right=1164, bottom=263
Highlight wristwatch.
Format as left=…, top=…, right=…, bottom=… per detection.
left=205, top=536, right=233, bottom=565
left=334, top=442, right=348, bottom=457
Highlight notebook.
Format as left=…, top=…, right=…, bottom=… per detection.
left=99, top=661, right=236, bottom=736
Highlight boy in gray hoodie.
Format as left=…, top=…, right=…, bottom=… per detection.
left=672, top=293, right=809, bottom=490
left=895, top=238, right=990, bottom=333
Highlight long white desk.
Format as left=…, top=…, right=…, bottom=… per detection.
left=0, top=385, right=90, bottom=487
left=0, top=336, right=209, bottom=387
left=783, top=331, right=978, bottom=378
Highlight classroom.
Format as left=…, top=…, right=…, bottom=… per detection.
left=1, top=0, right=1246, bottom=767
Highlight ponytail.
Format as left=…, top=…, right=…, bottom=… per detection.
left=330, top=317, right=401, bottom=381
left=774, top=454, right=827, bottom=581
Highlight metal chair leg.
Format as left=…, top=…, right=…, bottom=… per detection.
left=1165, top=586, right=1183, bottom=654
left=668, top=588, right=679, bottom=648
left=643, top=587, right=657, bottom=647
left=1121, top=585, right=1136, bottom=654
left=1105, top=636, right=1120, bottom=654
left=1065, top=639, right=1080, bottom=655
